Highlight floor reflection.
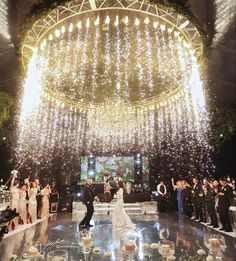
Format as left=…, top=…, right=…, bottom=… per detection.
left=0, top=213, right=235, bottom=260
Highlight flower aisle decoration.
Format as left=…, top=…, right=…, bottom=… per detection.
left=0, top=185, right=10, bottom=204
left=142, top=243, right=150, bottom=250
left=150, top=243, right=159, bottom=250
left=184, top=249, right=207, bottom=261
left=8, top=254, right=17, bottom=261
left=103, top=251, right=112, bottom=258
left=92, top=247, right=101, bottom=255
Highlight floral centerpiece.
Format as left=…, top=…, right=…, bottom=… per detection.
left=0, top=185, right=10, bottom=204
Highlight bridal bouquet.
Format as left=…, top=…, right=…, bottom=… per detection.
left=11, top=170, right=18, bottom=178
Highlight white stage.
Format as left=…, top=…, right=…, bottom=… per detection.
left=72, top=201, right=157, bottom=217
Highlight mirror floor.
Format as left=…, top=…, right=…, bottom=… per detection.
left=0, top=212, right=235, bottom=260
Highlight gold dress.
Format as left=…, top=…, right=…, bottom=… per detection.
left=28, top=187, right=38, bottom=222
left=40, top=188, right=50, bottom=219
left=10, top=186, right=19, bottom=213
left=19, top=189, right=27, bottom=224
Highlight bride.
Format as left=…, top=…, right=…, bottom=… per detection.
left=112, top=181, right=136, bottom=229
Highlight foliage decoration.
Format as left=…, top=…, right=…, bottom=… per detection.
left=0, top=92, right=14, bottom=129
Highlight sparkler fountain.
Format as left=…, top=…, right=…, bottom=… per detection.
left=16, top=0, right=213, bottom=178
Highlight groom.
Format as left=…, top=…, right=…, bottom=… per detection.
left=79, top=179, right=95, bottom=228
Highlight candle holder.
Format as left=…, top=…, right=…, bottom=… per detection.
left=158, top=240, right=175, bottom=260
left=46, top=250, right=68, bottom=261
left=122, top=236, right=138, bottom=261
left=79, top=230, right=93, bottom=255
left=204, top=234, right=226, bottom=259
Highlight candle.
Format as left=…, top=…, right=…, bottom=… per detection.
left=209, top=238, right=221, bottom=248
left=82, top=236, right=91, bottom=247
left=160, top=244, right=171, bottom=256
left=125, top=240, right=135, bottom=252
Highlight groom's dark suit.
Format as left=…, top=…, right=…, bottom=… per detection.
left=80, top=183, right=95, bottom=227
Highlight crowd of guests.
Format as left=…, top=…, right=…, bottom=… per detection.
left=157, top=177, right=234, bottom=232
left=8, top=174, right=59, bottom=230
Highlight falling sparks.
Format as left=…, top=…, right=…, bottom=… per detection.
left=213, top=0, right=236, bottom=45
left=0, top=0, right=10, bottom=40
left=15, top=10, right=213, bottom=177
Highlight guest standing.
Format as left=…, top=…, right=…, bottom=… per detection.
left=203, top=178, right=218, bottom=228
left=172, top=178, right=184, bottom=215
left=218, top=178, right=233, bottom=232
left=192, top=177, right=204, bottom=222
left=157, top=180, right=167, bottom=213
left=9, top=174, right=19, bottom=229
left=35, top=179, right=42, bottom=219
left=79, top=179, right=95, bottom=228
left=49, top=182, right=59, bottom=213
left=182, top=180, right=192, bottom=218
left=40, top=184, right=51, bottom=219
left=19, top=183, right=27, bottom=224
left=28, top=181, right=38, bottom=223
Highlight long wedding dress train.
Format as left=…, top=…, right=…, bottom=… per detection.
left=112, top=188, right=136, bottom=229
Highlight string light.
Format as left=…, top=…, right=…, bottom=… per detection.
left=105, top=16, right=110, bottom=25
left=68, top=23, right=73, bottom=32
left=114, top=15, right=119, bottom=27
left=153, top=21, right=158, bottom=29
left=61, top=25, right=66, bottom=34
left=135, top=18, right=140, bottom=26
left=55, top=29, right=60, bottom=38
left=77, top=21, right=82, bottom=29
left=144, top=17, right=150, bottom=25
left=94, top=16, right=100, bottom=26
left=86, top=18, right=90, bottom=28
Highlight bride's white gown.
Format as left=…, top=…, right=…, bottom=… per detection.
left=112, top=188, right=136, bottom=229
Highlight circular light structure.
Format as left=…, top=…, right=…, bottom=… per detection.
left=17, top=0, right=211, bottom=166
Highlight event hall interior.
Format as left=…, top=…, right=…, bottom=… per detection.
left=0, top=0, right=235, bottom=260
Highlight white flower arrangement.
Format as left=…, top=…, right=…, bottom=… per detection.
left=150, top=243, right=159, bottom=249
left=144, top=252, right=151, bottom=259
left=206, top=255, right=214, bottom=261
left=142, top=243, right=150, bottom=250
left=93, top=247, right=101, bottom=254
left=103, top=251, right=111, bottom=258
left=8, top=254, right=17, bottom=261
left=197, top=249, right=206, bottom=255
left=0, top=185, right=10, bottom=203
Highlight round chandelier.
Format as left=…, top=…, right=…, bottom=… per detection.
left=17, top=0, right=209, bottom=157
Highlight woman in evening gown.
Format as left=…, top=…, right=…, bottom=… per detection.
left=40, top=184, right=51, bottom=219
left=172, top=178, right=184, bottom=215
left=19, top=183, right=27, bottom=224
left=28, top=181, right=38, bottom=223
left=112, top=181, right=136, bottom=229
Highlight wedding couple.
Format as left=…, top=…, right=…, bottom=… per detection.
left=79, top=179, right=136, bottom=229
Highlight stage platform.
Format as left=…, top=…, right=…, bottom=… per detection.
left=72, top=201, right=157, bottom=216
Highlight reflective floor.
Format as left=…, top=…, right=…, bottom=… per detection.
left=0, top=213, right=235, bottom=260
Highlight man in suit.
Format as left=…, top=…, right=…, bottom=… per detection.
left=218, top=178, right=233, bottom=232
left=79, top=179, right=95, bottom=228
left=35, top=178, right=42, bottom=219
left=203, top=178, right=218, bottom=228
left=192, top=177, right=204, bottom=222
left=157, top=180, right=167, bottom=212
